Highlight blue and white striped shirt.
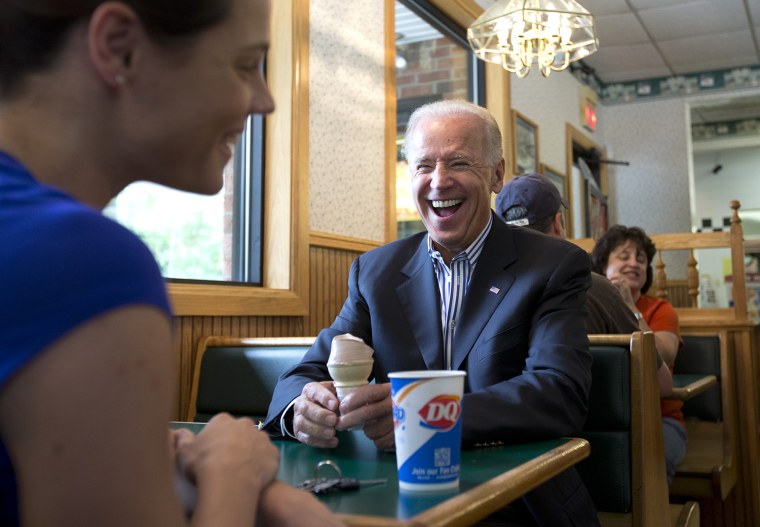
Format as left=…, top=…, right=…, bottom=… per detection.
left=428, top=216, right=493, bottom=369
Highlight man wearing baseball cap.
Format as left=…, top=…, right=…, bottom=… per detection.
left=495, top=172, right=637, bottom=335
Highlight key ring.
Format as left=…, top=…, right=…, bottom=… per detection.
left=313, top=459, right=343, bottom=481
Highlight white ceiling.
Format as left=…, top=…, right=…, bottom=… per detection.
left=574, top=0, right=760, bottom=85
left=472, top=0, right=760, bottom=123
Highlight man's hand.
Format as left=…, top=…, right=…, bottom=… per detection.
left=336, top=383, right=394, bottom=449
left=293, top=381, right=340, bottom=447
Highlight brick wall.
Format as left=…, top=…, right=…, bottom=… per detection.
left=397, top=37, right=469, bottom=122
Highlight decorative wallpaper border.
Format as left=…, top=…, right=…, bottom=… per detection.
left=567, top=62, right=760, bottom=142
left=692, top=118, right=760, bottom=142
left=603, top=65, right=760, bottom=105
left=569, top=62, right=760, bottom=106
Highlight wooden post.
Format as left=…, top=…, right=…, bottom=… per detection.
left=656, top=251, right=668, bottom=300
left=688, top=249, right=699, bottom=307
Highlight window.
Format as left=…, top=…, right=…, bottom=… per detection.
left=394, top=0, right=485, bottom=238
left=105, top=114, right=265, bottom=284
left=135, top=0, right=310, bottom=317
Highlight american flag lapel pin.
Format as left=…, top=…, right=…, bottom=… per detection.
left=489, top=286, right=500, bottom=294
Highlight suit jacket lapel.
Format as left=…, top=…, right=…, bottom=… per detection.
left=397, top=237, right=445, bottom=370
left=452, top=217, right=518, bottom=370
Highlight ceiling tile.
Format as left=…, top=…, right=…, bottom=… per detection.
left=692, top=96, right=760, bottom=123
left=584, top=44, right=666, bottom=71
left=576, top=0, right=631, bottom=17
left=594, top=13, right=650, bottom=46
left=583, top=43, right=669, bottom=82
left=627, top=0, right=705, bottom=9
left=749, top=1, right=760, bottom=22
left=637, top=0, right=748, bottom=41
left=671, top=55, right=760, bottom=76
left=596, top=66, right=675, bottom=84
left=658, top=30, right=759, bottom=72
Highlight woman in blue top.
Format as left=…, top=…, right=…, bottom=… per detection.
left=0, top=1, right=341, bottom=526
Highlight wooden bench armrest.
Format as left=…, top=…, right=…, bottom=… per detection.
left=670, top=502, right=700, bottom=527
left=669, top=374, right=718, bottom=401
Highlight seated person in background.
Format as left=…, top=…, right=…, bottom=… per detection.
left=0, top=1, right=341, bottom=526
left=495, top=173, right=638, bottom=335
left=591, top=226, right=686, bottom=485
left=494, top=173, right=672, bottom=396
left=266, top=100, right=600, bottom=527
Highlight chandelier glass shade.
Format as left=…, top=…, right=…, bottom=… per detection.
left=467, top=0, right=599, bottom=78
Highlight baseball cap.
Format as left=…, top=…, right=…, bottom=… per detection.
left=494, top=172, right=568, bottom=226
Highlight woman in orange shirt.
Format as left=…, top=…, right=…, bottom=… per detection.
left=591, top=225, right=686, bottom=486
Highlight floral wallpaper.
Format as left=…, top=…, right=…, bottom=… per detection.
left=309, top=0, right=387, bottom=242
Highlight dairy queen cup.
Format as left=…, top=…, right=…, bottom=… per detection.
left=388, top=370, right=466, bottom=491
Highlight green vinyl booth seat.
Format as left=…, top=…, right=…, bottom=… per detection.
left=577, top=333, right=699, bottom=527
left=670, top=332, right=737, bottom=501
left=187, top=337, right=314, bottom=423
left=676, top=335, right=721, bottom=422
left=577, top=343, right=632, bottom=512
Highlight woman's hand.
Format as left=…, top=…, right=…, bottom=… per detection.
left=609, top=276, right=638, bottom=311
left=174, top=413, right=280, bottom=501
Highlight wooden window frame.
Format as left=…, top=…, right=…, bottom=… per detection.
left=168, top=0, right=310, bottom=316
left=385, top=0, right=511, bottom=240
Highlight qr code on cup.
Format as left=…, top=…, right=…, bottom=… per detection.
left=434, top=447, right=451, bottom=467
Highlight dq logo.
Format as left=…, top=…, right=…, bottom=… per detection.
left=392, top=404, right=406, bottom=428
left=418, top=395, right=461, bottom=431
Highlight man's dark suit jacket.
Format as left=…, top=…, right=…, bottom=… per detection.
left=265, top=213, right=600, bottom=526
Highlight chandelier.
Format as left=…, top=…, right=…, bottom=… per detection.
left=467, top=0, right=599, bottom=78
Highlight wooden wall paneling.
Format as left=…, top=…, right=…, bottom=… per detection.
left=306, top=245, right=360, bottom=336
left=309, top=246, right=324, bottom=335
left=307, top=232, right=377, bottom=335
left=172, top=316, right=193, bottom=420
left=677, top=324, right=759, bottom=527
left=734, top=328, right=760, bottom=523
left=326, top=248, right=337, bottom=332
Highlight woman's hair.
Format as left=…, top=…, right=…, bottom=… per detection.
left=0, top=0, right=232, bottom=99
left=591, top=224, right=657, bottom=294
left=401, top=99, right=503, bottom=167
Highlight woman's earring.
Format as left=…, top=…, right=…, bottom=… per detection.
left=114, top=74, right=126, bottom=85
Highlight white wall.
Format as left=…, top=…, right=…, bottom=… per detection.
left=510, top=70, right=608, bottom=237
left=603, top=99, right=692, bottom=235
left=510, top=69, right=606, bottom=172
left=692, top=143, right=760, bottom=306
left=693, top=145, right=760, bottom=230
left=510, top=68, right=693, bottom=250
left=511, top=73, right=760, bottom=283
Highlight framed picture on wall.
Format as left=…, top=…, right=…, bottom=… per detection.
left=578, top=157, right=608, bottom=239
left=587, top=188, right=608, bottom=240
left=512, top=110, right=539, bottom=174
left=540, top=163, right=570, bottom=232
